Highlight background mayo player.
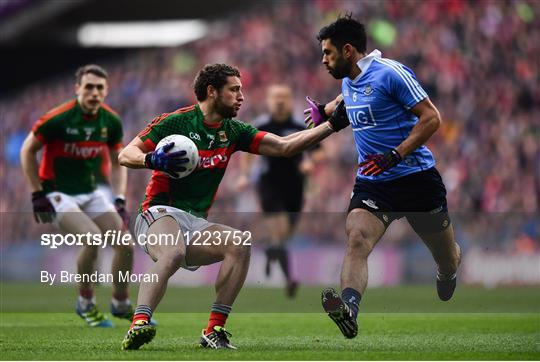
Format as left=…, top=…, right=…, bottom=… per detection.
left=20, top=64, right=134, bottom=328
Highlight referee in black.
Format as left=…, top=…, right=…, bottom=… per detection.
left=239, top=84, right=320, bottom=298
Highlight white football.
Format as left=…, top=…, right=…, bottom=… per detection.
left=156, top=134, right=199, bottom=179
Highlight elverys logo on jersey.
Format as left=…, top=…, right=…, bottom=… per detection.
left=346, top=104, right=377, bottom=131
left=63, top=142, right=103, bottom=159
left=198, top=147, right=232, bottom=170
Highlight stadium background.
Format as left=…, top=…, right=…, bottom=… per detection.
left=1, top=0, right=539, bottom=294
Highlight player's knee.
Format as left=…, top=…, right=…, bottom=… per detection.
left=346, top=228, right=375, bottom=256
left=81, top=244, right=99, bottom=259
left=227, top=236, right=251, bottom=260
left=158, top=250, right=186, bottom=272
left=112, top=242, right=134, bottom=255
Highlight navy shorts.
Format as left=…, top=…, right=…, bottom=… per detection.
left=348, top=167, right=451, bottom=234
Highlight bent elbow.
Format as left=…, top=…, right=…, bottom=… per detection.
left=431, top=111, right=442, bottom=132
left=118, top=150, right=129, bottom=167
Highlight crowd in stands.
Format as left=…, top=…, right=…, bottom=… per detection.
left=1, top=0, right=538, bottom=248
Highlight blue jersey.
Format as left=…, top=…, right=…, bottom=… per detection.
left=342, top=49, right=436, bottom=181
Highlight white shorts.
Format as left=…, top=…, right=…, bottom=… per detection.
left=133, top=205, right=215, bottom=271
left=96, top=184, right=114, bottom=203
left=47, top=189, right=116, bottom=225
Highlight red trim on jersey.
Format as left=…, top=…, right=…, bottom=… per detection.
left=101, top=103, right=120, bottom=117
left=197, top=145, right=236, bottom=170
left=138, top=105, right=196, bottom=138
left=249, top=131, right=268, bottom=154
left=32, top=100, right=77, bottom=136
left=82, top=113, right=98, bottom=121
left=34, top=132, right=47, bottom=144
left=141, top=172, right=171, bottom=212
left=39, top=140, right=60, bottom=181
left=100, top=147, right=112, bottom=183
left=203, top=120, right=222, bottom=128
left=109, top=142, right=123, bottom=151
left=142, top=138, right=157, bottom=152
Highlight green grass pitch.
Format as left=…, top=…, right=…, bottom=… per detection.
left=1, top=284, right=539, bottom=360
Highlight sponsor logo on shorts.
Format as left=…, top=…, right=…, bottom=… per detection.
left=429, top=206, right=443, bottom=214
left=54, top=195, right=62, bottom=203
left=156, top=208, right=167, bottom=213
left=362, top=199, right=379, bottom=209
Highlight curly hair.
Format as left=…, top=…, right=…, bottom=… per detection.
left=193, top=64, right=241, bottom=101
left=317, top=14, right=367, bottom=53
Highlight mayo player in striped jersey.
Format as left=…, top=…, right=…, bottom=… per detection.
left=20, top=65, right=134, bottom=328
left=304, top=15, right=461, bottom=339
left=118, top=64, right=350, bottom=350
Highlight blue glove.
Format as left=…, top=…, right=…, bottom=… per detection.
left=144, top=142, right=189, bottom=178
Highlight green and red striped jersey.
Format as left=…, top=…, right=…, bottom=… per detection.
left=32, top=99, right=123, bottom=195
left=138, top=104, right=267, bottom=218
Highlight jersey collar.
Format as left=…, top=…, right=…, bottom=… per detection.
left=76, top=99, right=100, bottom=120
left=352, top=49, right=382, bottom=82
left=196, top=103, right=224, bottom=128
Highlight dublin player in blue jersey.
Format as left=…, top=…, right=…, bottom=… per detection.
left=304, top=15, right=461, bottom=339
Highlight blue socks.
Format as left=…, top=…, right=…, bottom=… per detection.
left=341, top=288, right=361, bottom=320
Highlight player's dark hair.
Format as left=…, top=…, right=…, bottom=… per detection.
left=75, top=64, right=108, bottom=84
left=193, top=63, right=241, bottom=101
left=317, top=14, right=366, bottom=53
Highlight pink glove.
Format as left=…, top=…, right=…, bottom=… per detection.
left=303, top=96, right=328, bottom=128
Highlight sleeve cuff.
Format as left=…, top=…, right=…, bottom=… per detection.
left=142, top=138, right=157, bottom=151
left=33, top=132, right=46, bottom=144
left=248, top=131, right=268, bottom=154
left=108, top=142, right=123, bottom=151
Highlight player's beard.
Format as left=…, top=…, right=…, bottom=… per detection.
left=328, top=56, right=352, bottom=79
left=215, top=96, right=237, bottom=118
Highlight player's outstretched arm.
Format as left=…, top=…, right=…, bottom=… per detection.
left=394, top=98, right=441, bottom=158
left=304, top=94, right=343, bottom=128
left=258, top=122, right=334, bottom=158
left=259, top=99, right=349, bottom=158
